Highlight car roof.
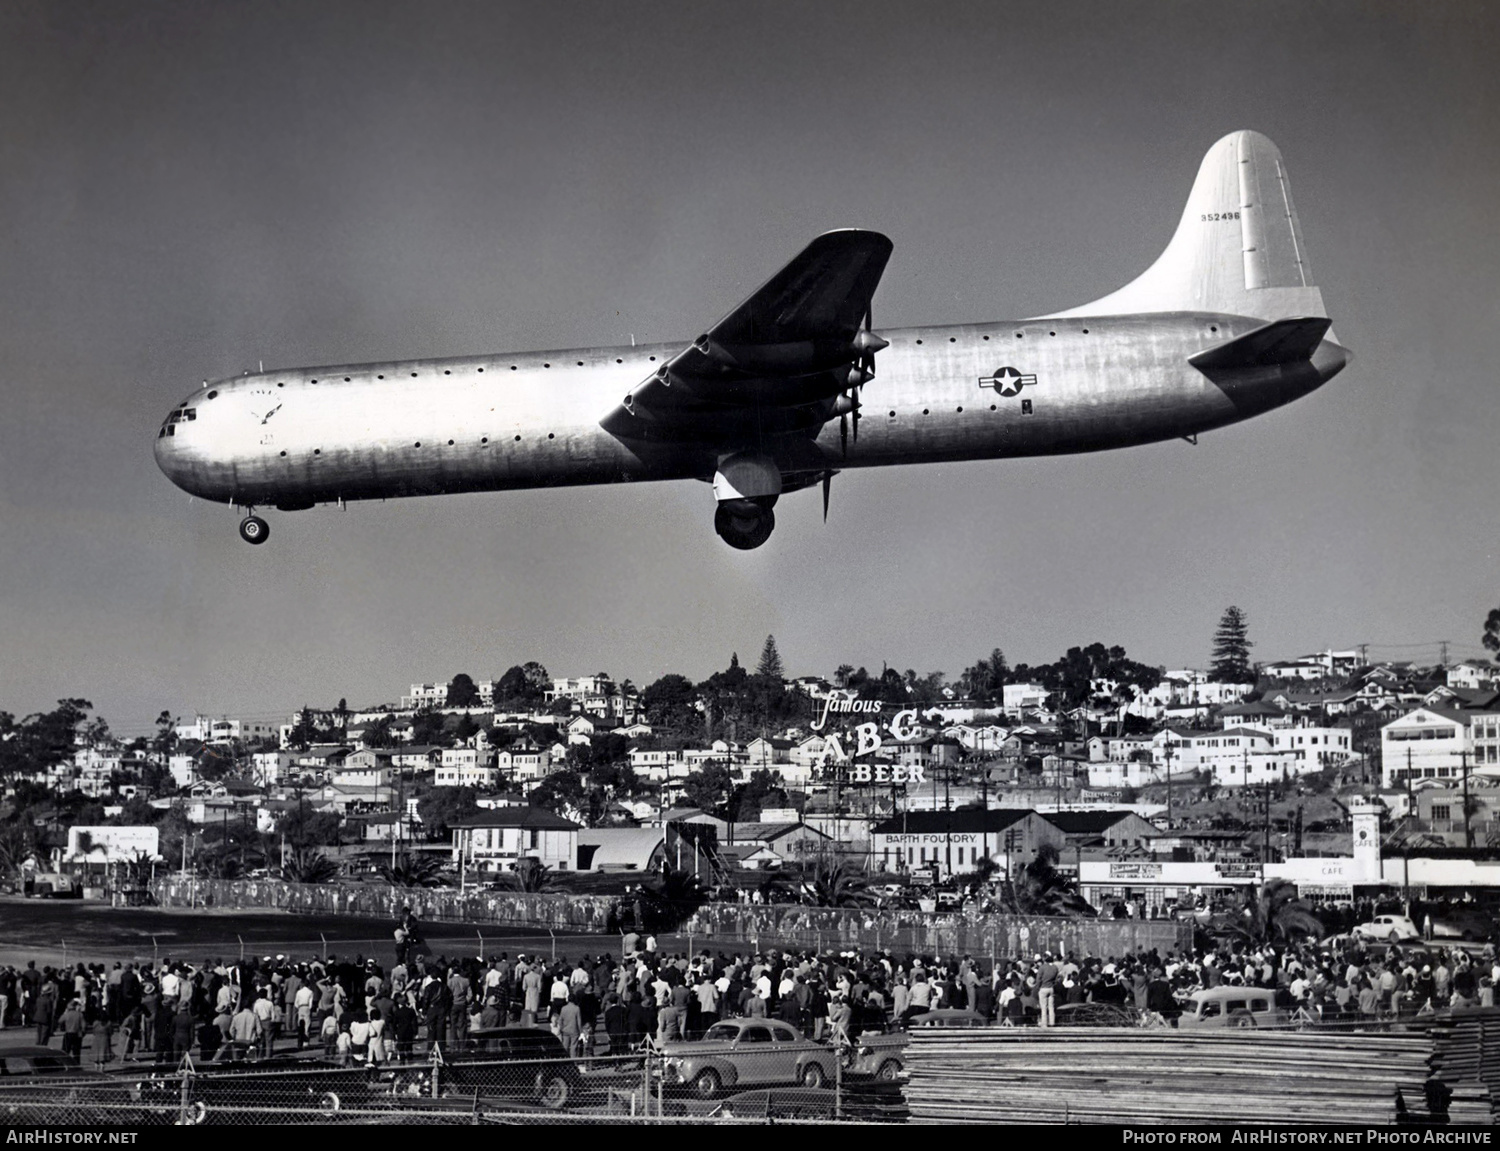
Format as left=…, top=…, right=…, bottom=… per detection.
left=1190, top=986, right=1274, bottom=1001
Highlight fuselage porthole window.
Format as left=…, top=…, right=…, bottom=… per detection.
left=207, top=390, right=218, bottom=400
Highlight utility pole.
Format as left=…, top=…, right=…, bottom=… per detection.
left=1163, top=738, right=1174, bottom=828
left=1262, top=781, right=1272, bottom=864
left=1461, top=749, right=1473, bottom=850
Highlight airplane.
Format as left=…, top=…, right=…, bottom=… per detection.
left=154, top=129, right=1349, bottom=550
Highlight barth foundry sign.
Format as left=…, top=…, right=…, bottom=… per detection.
left=811, top=696, right=929, bottom=784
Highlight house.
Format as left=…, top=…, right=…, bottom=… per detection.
left=745, top=738, right=794, bottom=768
left=1002, top=684, right=1049, bottom=715
left=450, top=807, right=581, bottom=873
left=1449, top=661, right=1498, bottom=692
left=1381, top=707, right=1475, bottom=787
left=250, top=750, right=295, bottom=786
left=719, top=821, right=831, bottom=863
left=390, top=746, right=442, bottom=772
left=1218, top=702, right=1291, bottom=730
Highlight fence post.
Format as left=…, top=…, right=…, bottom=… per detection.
left=237, top=934, right=244, bottom=961
left=641, top=1036, right=652, bottom=1116
left=178, top=1064, right=192, bottom=1125
left=319, top=933, right=328, bottom=961
left=476, top=930, right=484, bottom=961
left=549, top=929, right=556, bottom=962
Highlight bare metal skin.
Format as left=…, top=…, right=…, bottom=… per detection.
left=155, top=131, right=1349, bottom=548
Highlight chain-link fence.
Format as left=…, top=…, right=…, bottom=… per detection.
left=0, top=1036, right=904, bottom=1125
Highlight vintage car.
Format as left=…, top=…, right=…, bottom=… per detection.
left=657, top=1018, right=837, bottom=1099
left=1353, top=914, right=1421, bottom=942
left=1175, top=986, right=1286, bottom=1030
left=385, top=1026, right=590, bottom=1111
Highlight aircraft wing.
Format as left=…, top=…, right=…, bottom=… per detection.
left=601, top=230, right=893, bottom=442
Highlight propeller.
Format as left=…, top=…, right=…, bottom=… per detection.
left=840, top=307, right=887, bottom=455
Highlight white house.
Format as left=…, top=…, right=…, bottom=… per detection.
left=1002, top=683, right=1049, bottom=715
left=450, top=808, right=580, bottom=873
left=1381, top=707, right=1479, bottom=787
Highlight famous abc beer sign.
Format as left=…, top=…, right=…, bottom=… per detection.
left=811, top=698, right=928, bottom=784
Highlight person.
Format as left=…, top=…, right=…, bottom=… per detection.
left=557, top=994, right=583, bottom=1056
left=59, top=999, right=86, bottom=1065
left=367, top=1008, right=387, bottom=1065
left=229, top=999, right=261, bottom=1061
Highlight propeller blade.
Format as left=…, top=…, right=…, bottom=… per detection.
left=840, top=413, right=848, bottom=457
left=822, top=472, right=832, bottom=522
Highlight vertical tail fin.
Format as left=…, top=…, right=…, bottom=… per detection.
left=1050, top=131, right=1329, bottom=323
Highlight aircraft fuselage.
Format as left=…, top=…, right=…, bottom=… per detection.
left=154, top=311, right=1345, bottom=511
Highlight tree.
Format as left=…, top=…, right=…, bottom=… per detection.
left=960, top=649, right=1008, bottom=704
left=680, top=760, right=735, bottom=814
left=639, top=867, right=708, bottom=931
left=799, top=858, right=874, bottom=907
left=1211, top=606, right=1255, bottom=683
left=1004, top=844, right=1096, bottom=917
left=834, top=664, right=855, bottom=689
left=1209, top=879, right=1323, bottom=946
left=1484, top=608, right=1500, bottom=665
left=376, top=852, right=451, bottom=888
left=447, top=674, right=480, bottom=708
left=756, top=635, right=785, bottom=681
left=280, top=848, right=339, bottom=884
left=641, top=674, right=700, bottom=735
left=510, top=857, right=553, bottom=893
left=416, top=787, right=481, bottom=840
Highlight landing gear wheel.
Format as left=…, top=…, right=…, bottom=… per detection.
left=238, top=515, right=270, bottom=545
left=714, top=505, right=775, bottom=550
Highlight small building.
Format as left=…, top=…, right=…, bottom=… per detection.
left=870, top=808, right=1065, bottom=881
left=451, top=807, right=581, bottom=874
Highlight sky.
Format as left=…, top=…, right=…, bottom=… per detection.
left=2, top=0, right=1498, bottom=736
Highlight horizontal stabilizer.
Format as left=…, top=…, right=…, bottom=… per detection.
left=1189, top=316, right=1331, bottom=371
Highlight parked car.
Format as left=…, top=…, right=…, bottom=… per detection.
left=135, top=1055, right=387, bottom=1124
left=1425, top=907, right=1496, bottom=942
left=843, top=1022, right=907, bottom=1080
left=385, top=1026, right=590, bottom=1111
left=1353, top=914, right=1421, bottom=942
left=658, top=1018, right=837, bottom=1099
left=1176, top=986, right=1286, bottom=1030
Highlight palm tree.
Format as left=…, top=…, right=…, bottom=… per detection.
left=1004, top=843, right=1096, bottom=917
left=509, top=857, right=553, bottom=893
left=800, top=859, right=875, bottom=908
left=376, top=852, right=450, bottom=888
left=280, top=847, right=340, bottom=884
left=640, top=866, right=708, bottom=930
left=1210, top=879, right=1324, bottom=946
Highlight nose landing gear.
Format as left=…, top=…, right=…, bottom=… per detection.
left=238, top=513, right=270, bottom=545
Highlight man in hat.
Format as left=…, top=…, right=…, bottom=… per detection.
left=1036, top=952, right=1059, bottom=1027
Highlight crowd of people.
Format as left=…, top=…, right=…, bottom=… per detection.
left=0, top=905, right=1496, bottom=1071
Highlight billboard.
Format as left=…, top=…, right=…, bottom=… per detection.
left=65, top=826, right=160, bottom=863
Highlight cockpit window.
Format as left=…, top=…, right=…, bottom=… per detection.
left=165, top=408, right=196, bottom=425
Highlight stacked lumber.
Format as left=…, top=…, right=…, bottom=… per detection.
left=904, top=1027, right=1495, bottom=1125
left=1427, top=1007, right=1500, bottom=1104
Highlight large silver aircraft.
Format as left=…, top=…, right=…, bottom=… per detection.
left=155, top=130, right=1348, bottom=550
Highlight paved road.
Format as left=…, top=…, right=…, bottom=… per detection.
left=0, top=896, right=621, bottom=970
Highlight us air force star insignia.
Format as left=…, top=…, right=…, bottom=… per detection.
left=978, top=366, right=1037, bottom=397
